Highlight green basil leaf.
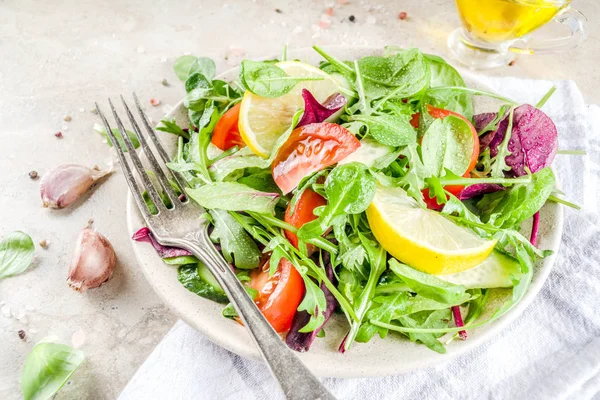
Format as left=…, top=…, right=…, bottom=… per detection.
left=21, top=341, right=84, bottom=400
left=0, top=231, right=35, bottom=279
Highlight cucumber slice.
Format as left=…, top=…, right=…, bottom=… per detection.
left=178, top=263, right=228, bottom=303
left=338, top=137, right=394, bottom=168
left=437, top=250, right=520, bottom=289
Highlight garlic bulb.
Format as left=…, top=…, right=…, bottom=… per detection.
left=40, top=164, right=111, bottom=209
left=67, top=227, right=116, bottom=292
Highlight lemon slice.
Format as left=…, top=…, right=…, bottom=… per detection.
left=366, top=185, right=496, bottom=274
left=238, top=61, right=342, bottom=158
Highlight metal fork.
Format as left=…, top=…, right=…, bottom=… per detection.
left=96, top=94, right=335, bottom=400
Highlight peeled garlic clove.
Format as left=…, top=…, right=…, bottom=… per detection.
left=40, top=164, right=111, bottom=209
left=67, top=227, right=117, bottom=292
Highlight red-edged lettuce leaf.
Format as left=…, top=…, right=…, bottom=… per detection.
left=297, top=89, right=346, bottom=127
left=132, top=227, right=192, bottom=258
left=286, top=250, right=337, bottom=352
left=475, top=104, right=558, bottom=177
left=459, top=184, right=505, bottom=200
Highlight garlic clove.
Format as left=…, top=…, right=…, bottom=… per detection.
left=40, top=164, right=111, bottom=209
left=67, top=227, right=117, bottom=292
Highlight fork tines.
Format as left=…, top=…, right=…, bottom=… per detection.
left=95, top=93, right=187, bottom=218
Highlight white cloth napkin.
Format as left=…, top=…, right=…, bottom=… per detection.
left=119, top=77, right=600, bottom=400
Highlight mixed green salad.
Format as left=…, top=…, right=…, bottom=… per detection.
left=133, top=46, right=571, bottom=353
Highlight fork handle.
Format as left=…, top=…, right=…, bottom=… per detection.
left=176, top=236, right=336, bottom=400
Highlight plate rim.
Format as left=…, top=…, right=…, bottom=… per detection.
left=126, top=46, right=564, bottom=378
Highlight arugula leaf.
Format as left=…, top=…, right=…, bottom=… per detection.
left=297, top=276, right=327, bottom=332
left=388, top=259, right=469, bottom=304
left=187, top=182, right=279, bottom=214
left=490, top=106, right=514, bottom=178
left=93, top=123, right=140, bottom=152
left=156, top=118, right=190, bottom=139
left=21, top=341, right=84, bottom=400
left=0, top=231, right=35, bottom=279
left=173, top=55, right=197, bottom=81
left=477, top=167, right=555, bottom=229
left=298, top=163, right=376, bottom=239
left=352, top=114, right=416, bottom=146
left=178, top=263, right=228, bottom=303
left=396, top=309, right=451, bottom=353
left=341, top=233, right=387, bottom=351
left=237, top=171, right=280, bottom=193
left=209, top=210, right=261, bottom=269
left=208, top=148, right=269, bottom=181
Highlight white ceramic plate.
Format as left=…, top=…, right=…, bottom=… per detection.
left=126, top=47, right=563, bottom=378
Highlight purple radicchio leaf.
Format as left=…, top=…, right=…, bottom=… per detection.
left=474, top=104, right=558, bottom=177
left=132, top=227, right=192, bottom=258
left=286, top=249, right=337, bottom=352
left=459, top=184, right=505, bottom=200
left=297, top=89, right=346, bottom=127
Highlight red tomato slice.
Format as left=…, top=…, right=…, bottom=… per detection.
left=426, top=105, right=479, bottom=173
left=410, top=112, right=420, bottom=129
left=211, top=103, right=245, bottom=150
left=422, top=183, right=465, bottom=211
left=272, top=122, right=360, bottom=194
left=248, top=258, right=305, bottom=333
left=284, top=189, right=327, bottom=249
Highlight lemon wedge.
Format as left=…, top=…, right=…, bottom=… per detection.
left=238, top=61, right=342, bottom=158
left=366, top=185, right=496, bottom=274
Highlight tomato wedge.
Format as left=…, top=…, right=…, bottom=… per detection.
left=211, top=103, right=245, bottom=150
left=426, top=105, right=479, bottom=173
left=284, top=189, right=327, bottom=249
left=422, top=183, right=465, bottom=211
left=272, top=122, right=360, bottom=194
left=248, top=258, right=305, bottom=333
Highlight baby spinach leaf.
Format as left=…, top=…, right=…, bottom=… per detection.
left=178, top=263, right=228, bottom=303
left=477, top=167, right=555, bottom=229
left=188, top=57, right=216, bottom=81
left=241, top=61, right=312, bottom=98
left=424, top=54, right=473, bottom=121
left=389, top=259, right=468, bottom=304
left=187, top=182, right=279, bottom=214
left=209, top=209, right=261, bottom=269
left=93, top=123, right=140, bottom=152
left=0, top=231, right=35, bottom=279
left=298, top=163, right=376, bottom=239
left=358, top=49, right=430, bottom=99
left=352, top=114, right=416, bottom=147
left=173, top=55, right=197, bottom=81
left=421, top=115, right=475, bottom=177
left=21, top=341, right=84, bottom=400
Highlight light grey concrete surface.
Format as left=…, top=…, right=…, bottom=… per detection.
left=0, top=0, right=598, bottom=399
